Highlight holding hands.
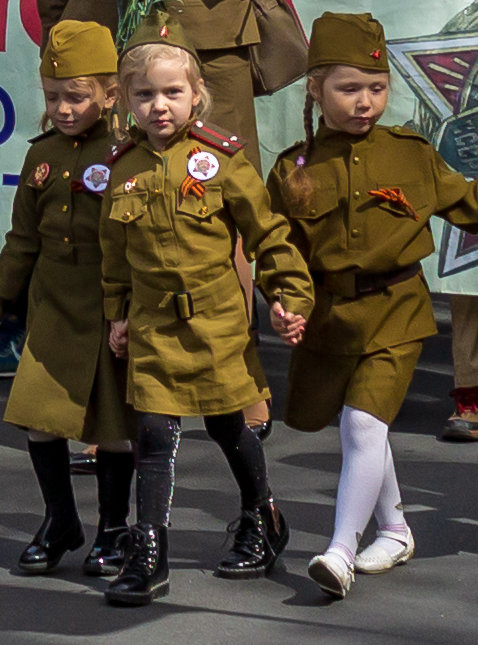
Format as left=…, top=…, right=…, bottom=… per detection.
left=109, top=319, right=129, bottom=358
left=270, top=301, right=306, bottom=346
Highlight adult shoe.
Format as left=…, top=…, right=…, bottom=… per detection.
left=441, top=387, right=478, bottom=441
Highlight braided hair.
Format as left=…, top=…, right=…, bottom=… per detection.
left=283, top=66, right=333, bottom=212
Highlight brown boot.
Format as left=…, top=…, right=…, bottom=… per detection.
left=442, top=387, right=478, bottom=441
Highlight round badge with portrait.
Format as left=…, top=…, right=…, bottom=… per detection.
left=82, top=164, right=110, bottom=193
left=187, top=151, right=219, bottom=181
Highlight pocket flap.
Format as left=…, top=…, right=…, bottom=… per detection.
left=176, top=185, right=224, bottom=219
left=290, top=185, right=338, bottom=220
left=109, top=190, right=149, bottom=223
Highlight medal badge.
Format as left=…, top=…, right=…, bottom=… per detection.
left=187, top=151, right=219, bottom=181
left=32, top=163, right=50, bottom=186
left=180, top=148, right=220, bottom=199
left=82, top=164, right=110, bottom=193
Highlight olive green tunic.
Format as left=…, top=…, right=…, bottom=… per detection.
left=100, top=122, right=314, bottom=417
left=0, top=119, right=134, bottom=442
left=267, top=122, right=478, bottom=429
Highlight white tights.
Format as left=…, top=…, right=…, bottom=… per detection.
left=326, top=406, right=407, bottom=567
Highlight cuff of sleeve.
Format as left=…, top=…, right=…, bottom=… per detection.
left=104, top=295, right=130, bottom=321
left=279, top=293, right=314, bottom=320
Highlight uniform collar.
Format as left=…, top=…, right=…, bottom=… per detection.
left=316, top=117, right=376, bottom=145
left=135, top=117, right=198, bottom=155
left=56, top=117, right=109, bottom=143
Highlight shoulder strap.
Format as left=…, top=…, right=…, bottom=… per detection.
left=190, top=120, right=246, bottom=155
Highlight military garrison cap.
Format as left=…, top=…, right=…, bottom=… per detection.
left=40, top=20, right=117, bottom=78
left=119, top=10, right=200, bottom=66
left=308, top=12, right=390, bottom=72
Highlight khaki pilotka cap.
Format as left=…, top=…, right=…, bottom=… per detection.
left=40, top=20, right=117, bottom=78
left=119, top=10, right=200, bottom=66
left=308, top=12, right=390, bottom=72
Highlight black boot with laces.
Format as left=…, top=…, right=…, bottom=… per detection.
left=215, top=499, right=289, bottom=579
left=104, top=523, right=169, bottom=606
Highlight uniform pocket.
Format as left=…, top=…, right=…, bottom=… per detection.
left=176, top=186, right=224, bottom=219
left=109, top=190, right=149, bottom=224
left=372, top=182, right=429, bottom=218
left=289, top=185, right=338, bottom=220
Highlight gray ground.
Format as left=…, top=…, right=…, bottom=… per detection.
left=1, top=294, right=477, bottom=645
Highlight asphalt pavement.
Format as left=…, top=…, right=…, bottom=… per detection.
left=1, top=294, right=478, bottom=645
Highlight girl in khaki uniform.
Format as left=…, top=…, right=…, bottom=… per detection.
left=0, top=21, right=135, bottom=577
left=267, top=12, right=478, bottom=599
left=99, top=11, right=314, bottom=606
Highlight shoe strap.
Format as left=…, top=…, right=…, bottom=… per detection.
left=326, top=546, right=355, bottom=573
left=377, top=528, right=409, bottom=545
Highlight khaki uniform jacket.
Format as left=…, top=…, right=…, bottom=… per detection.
left=0, top=120, right=134, bottom=442
left=267, top=123, right=478, bottom=356
left=100, top=122, right=314, bottom=417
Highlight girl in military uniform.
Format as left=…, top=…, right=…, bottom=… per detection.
left=267, top=12, right=478, bottom=599
left=0, top=21, right=135, bottom=577
left=99, top=11, right=313, bottom=606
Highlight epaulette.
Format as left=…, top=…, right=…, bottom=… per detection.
left=276, top=139, right=305, bottom=161
left=106, top=139, right=136, bottom=164
left=387, top=125, right=429, bottom=143
left=190, top=120, right=246, bottom=156
left=28, top=129, right=56, bottom=144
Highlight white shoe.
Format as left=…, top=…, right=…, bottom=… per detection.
left=308, top=550, right=355, bottom=599
left=355, top=527, right=415, bottom=574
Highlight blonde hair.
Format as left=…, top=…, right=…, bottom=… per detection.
left=117, top=43, right=211, bottom=130
left=40, top=74, right=117, bottom=132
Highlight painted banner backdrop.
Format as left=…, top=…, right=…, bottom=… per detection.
left=0, top=0, right=477, bottom=293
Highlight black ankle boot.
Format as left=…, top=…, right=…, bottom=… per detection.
left=104, top=523, right=169, bottom=606
left=83, top=450, right=134, bottom=576
left=19, top=439, right=84, bottom=573
left=215, top=499, right=289, bottom=579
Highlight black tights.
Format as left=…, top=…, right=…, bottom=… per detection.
left=135, top=410, right=269, bottom=527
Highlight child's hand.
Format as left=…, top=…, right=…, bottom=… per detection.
left=109, top=319, right=129, bottom=358
left=270, top=302, right=306, bottom=346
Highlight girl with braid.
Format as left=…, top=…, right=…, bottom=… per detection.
left=267, top=12, right=478, bottom=599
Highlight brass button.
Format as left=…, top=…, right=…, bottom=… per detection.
left=200, top=206, right=209, bottom=215
left=73, top=141, right=78, bottom=149
left=62, top=171, right=70, bottom=179
left=351, top=229, right=360, bottom=238
left=61, top=204, right=68, bottom=212
left=122, top=211, right=131, bottom=221
left=63, top=236, right=70, bottom=243
left=393, top=125, right=401, bottom=133
left=310, top=209, right=317, bottom=215
left=353, top=156, right=360, bottom=165
left=353, top=190, right=360, bottom=199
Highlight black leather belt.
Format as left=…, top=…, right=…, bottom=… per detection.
left=311, top=262, right=422, bottom=299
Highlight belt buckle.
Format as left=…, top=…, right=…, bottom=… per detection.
left=174, top=291, right=194, bottom=320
